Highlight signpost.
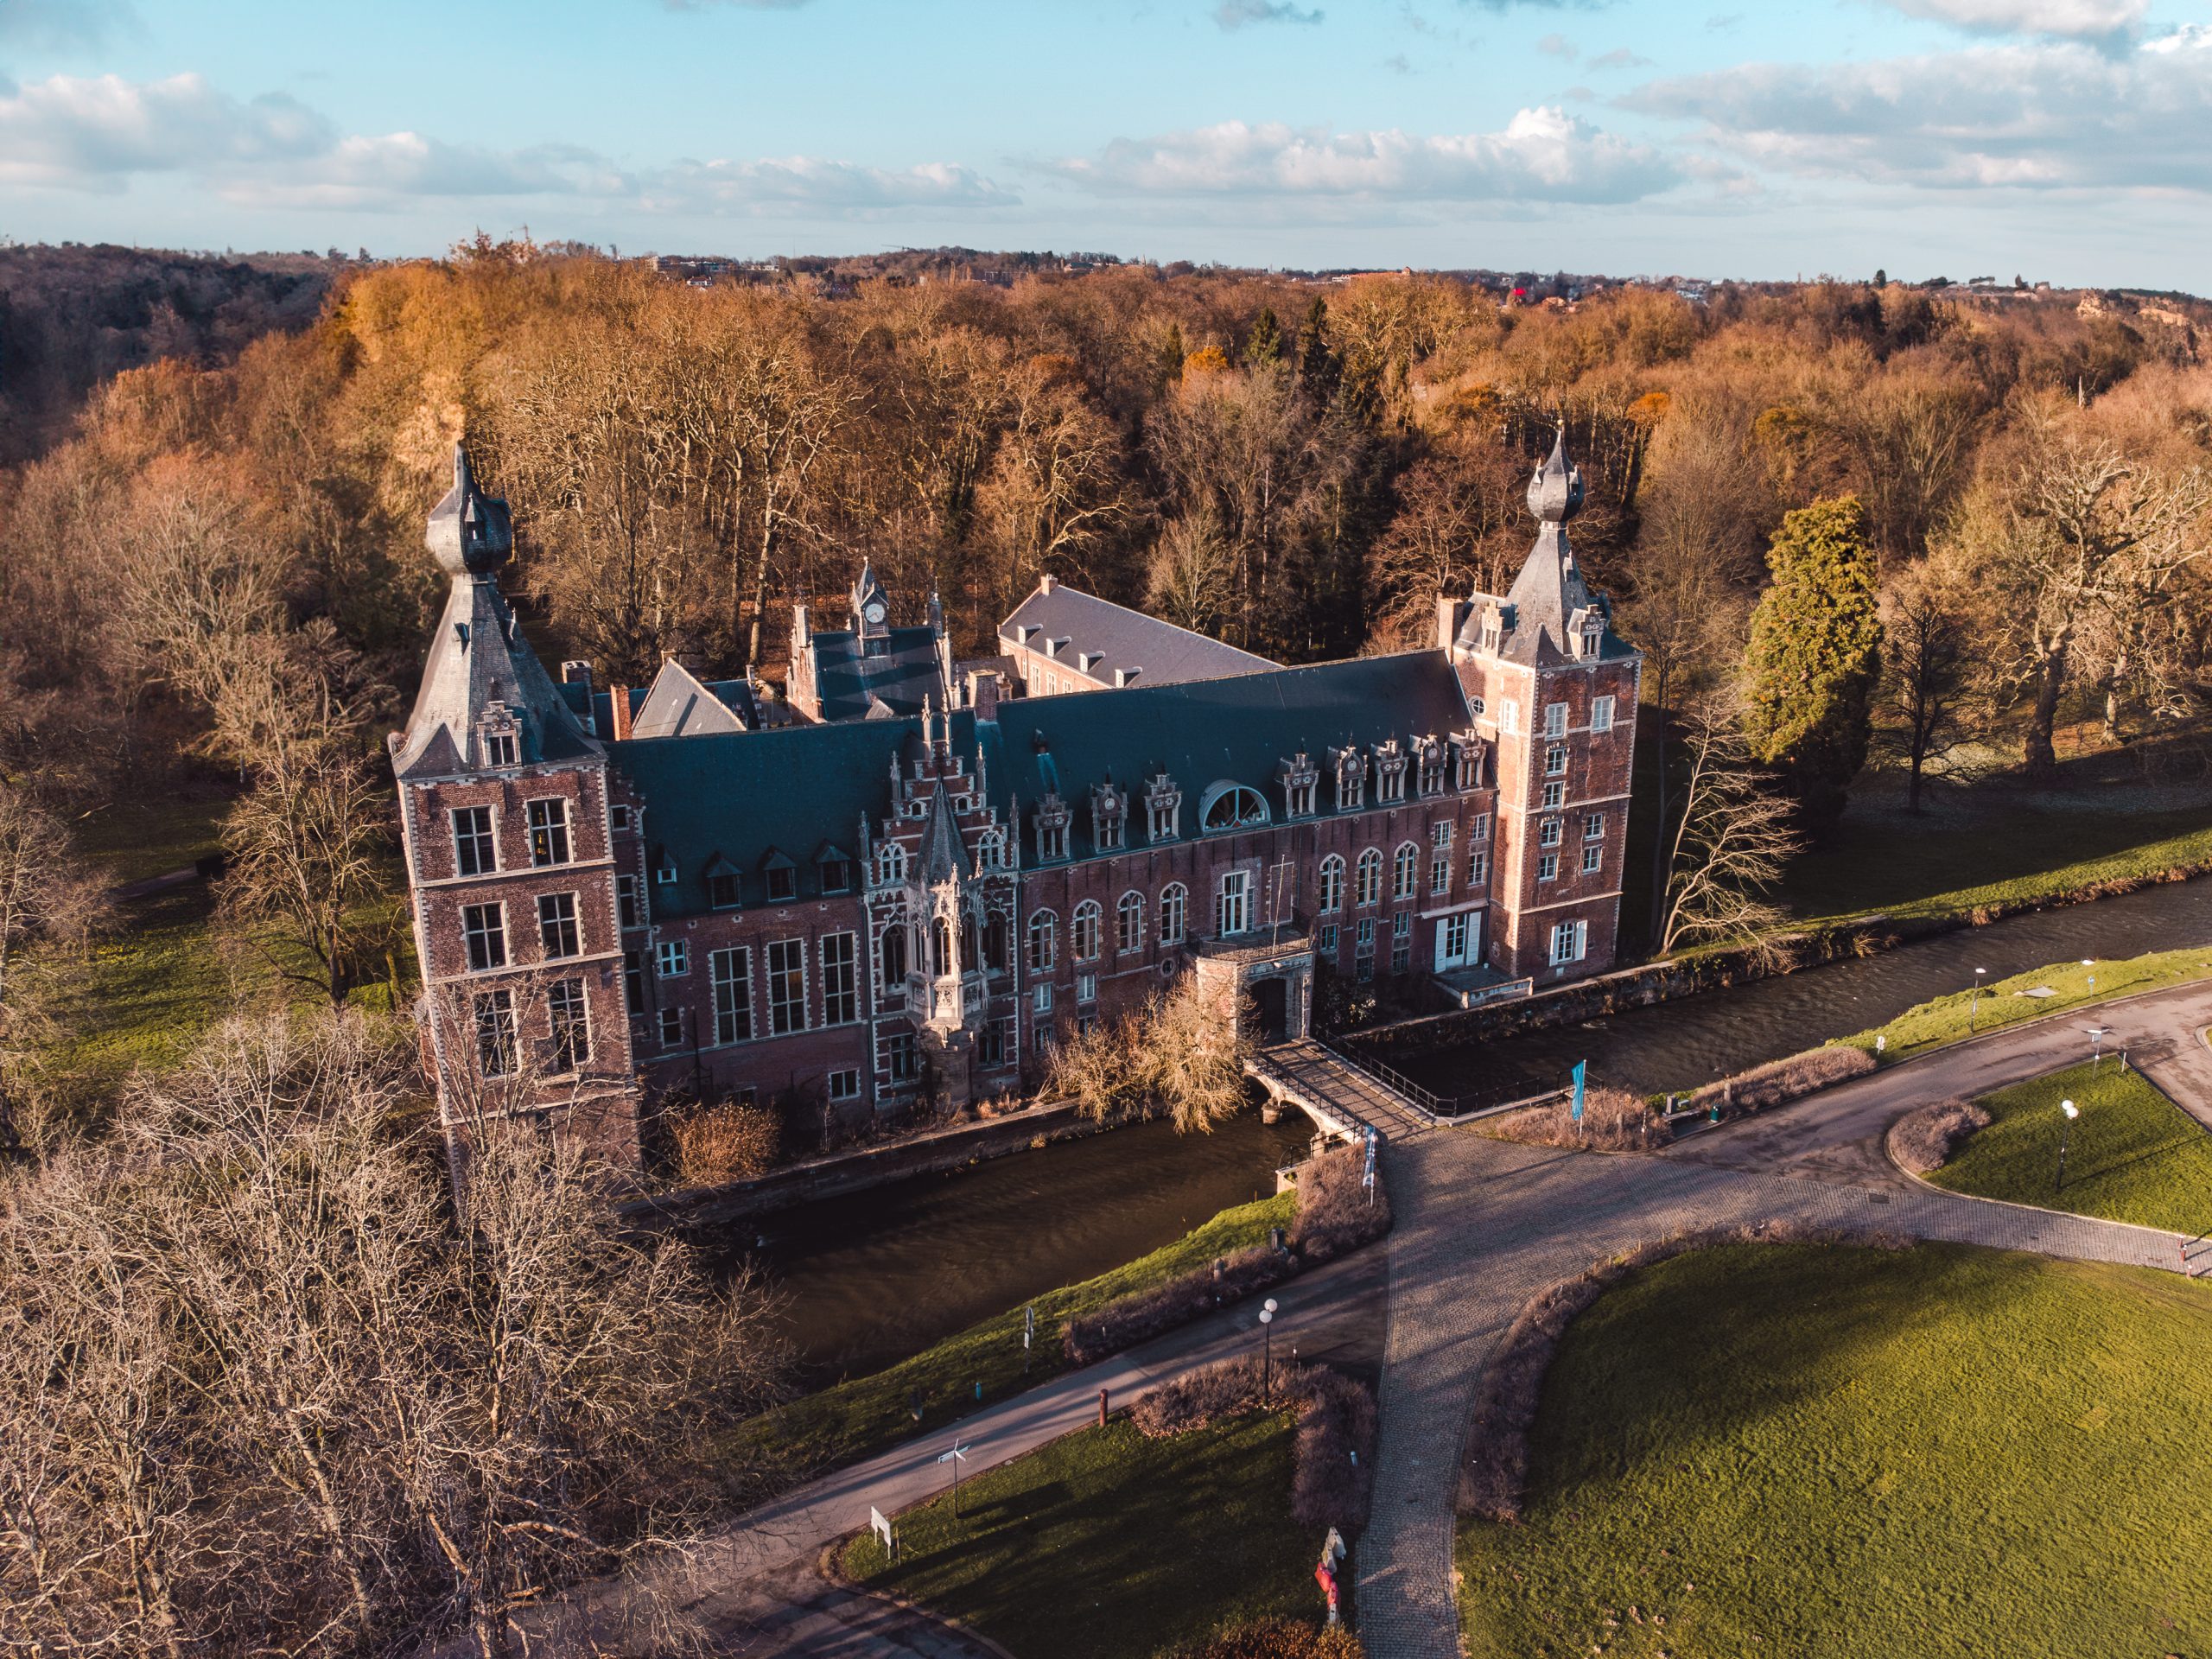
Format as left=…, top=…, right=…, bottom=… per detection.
left=869, top=1505, right=897, bottom=1561
left=936, top=1440, right=970, bottom=1516
left=1570, top=1060, right=1586, bottom=1132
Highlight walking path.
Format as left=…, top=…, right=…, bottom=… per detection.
left=1354, top=976, right=2212, bottom=1659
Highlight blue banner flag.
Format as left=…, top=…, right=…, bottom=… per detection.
left=1571, top=1060, right=1586, bottom=1123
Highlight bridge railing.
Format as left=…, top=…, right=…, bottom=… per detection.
left=1313, top=1036, right=1465, bottom=1119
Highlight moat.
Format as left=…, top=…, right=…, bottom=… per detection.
left=741, top=878, right=2212, bottom=1381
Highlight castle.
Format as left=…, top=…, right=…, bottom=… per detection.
left=392, top=432, right=1640, bottom=1166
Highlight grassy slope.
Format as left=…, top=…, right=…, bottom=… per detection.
left=737, top=1189, right=1299, bottom=1476
left=1932, top=1059, right=2212, bottom=1236
left=1780, top=779, right=2212, bottom=929
left=842, top=1412, right=1323, bottom=1659
left=1457, top=1243, right=2212, bottom=1659
left=1838, top=944, right=2212, bottom=1065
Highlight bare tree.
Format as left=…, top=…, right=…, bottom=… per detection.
left=1874, top=559, right=1979, bottom=810
left=1047, top=976, right=1254, bottom=1134
left=1146, top=508, right=1236, bottom=635
left=1659, top=709, right=1802, bottom=954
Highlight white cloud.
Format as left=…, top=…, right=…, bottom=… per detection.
left=1049, top=110, right=1688, bottom=204
left=0, top=70, right=1015, bottom=214
left=1875, top=0, right=2145, bottom=40
left=1624, top=29, right=2212, bottom=191
left=1215, top=0, right=1324, bottom=26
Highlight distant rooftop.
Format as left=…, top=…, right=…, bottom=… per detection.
left=999, top=580, right=1274, bottom=690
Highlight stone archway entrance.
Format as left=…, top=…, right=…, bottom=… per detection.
left=1252, top=977, right=1289, bottom=1043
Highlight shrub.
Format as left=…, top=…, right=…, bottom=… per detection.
left=1484, top=1084, right=1650, bottom=1151
left=1064, top=1244, right=1295, bottom=1366
left=1163, top=1622, right=1365, bottom=1659
left=1163, top=1622, right=1366, bottom=1658
left=1289, top=1141, right=1392, bottom=1262
left=1133, top=1354, right=1377, bottom=1535
left=1887, top=1098, right=1992, bottom=1174
left=1685, top=1044, right=1874, bottom=1120
left=670, top=1096, right=781, bottom=1185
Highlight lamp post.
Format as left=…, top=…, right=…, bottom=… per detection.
left=1259, top=1299, right=1278, bottom=1402
left=1969, top=967, right=1988, bottom=1032
left=2082, top=958, right=2096, bottom=995
left=2086, top=1025, right=2113, bottom=1076
left=2056, top=1098, right=2078, bottom=1192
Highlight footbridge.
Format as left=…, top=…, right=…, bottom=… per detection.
left=1247, top=1038, right=1439, bottom=1145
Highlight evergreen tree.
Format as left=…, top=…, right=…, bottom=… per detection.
left=1741, top=496, right=1884, bottom=830
left=1244, top=305, right=1282, bottom=368
left=1294, top=297, right=1338, bottom=404
left=1158, top=321, right=1186, bottom=389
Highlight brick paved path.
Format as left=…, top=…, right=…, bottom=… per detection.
left=1355, top=979, right=2212, bottom=1659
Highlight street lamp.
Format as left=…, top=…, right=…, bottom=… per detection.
left=1969, top=967, right=1988, bottom=1032
left=2082, top=958, right=2096, bottom=996
left=2086, top=1025, right=2113, bottom=1075
left=2056, top=1098, right=2079, bottom=1192
left=1259, top=1299, right=1278, bottom=1402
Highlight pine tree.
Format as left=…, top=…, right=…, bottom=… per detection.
left=1244, top=305, right=1282, bottom=368
left=1741, top=496, right=1884, bottom=830
left=1294, top=296, right=1338, bottom=404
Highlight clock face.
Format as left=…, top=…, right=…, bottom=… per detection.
left=864, top=601, right=887, bottom=624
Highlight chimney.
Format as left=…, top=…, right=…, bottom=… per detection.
left=561, top=659, right=594, bottom=687
left=1039, top=573, right=1058, bottom=594
left=610, top=687, right=634, bottom=742
left=792, top=603, right=810, bottom=650
left=1437, top=595, right=1470, bottom=652
left=969, top=669, right=1002, bottom=721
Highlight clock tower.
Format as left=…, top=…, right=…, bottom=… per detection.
left=851, top=560, right=893, bottom=658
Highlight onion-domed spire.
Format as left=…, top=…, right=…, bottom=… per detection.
left=1525, top=423, right=1586, bottom=525
left=425, top=444, right=513, bottom=578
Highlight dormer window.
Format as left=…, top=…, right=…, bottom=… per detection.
left=1570, top=607, right=1605, bottom=658
left=977, top=829, right=1006, bottom=870
left=1035, top=795, right=1071, bottom=862
left=708, top=868, right=742, bottom=910
left=1479, top=608, right=1503, bottom=653
left=1452, top=736, right=1484, bottom=791
left=761, top=849, right=798, bottom=905
left=1414, top=739, right=1446, bottom=797
left=1143, top=773, right=1181, bottom=842
left=818, top=850, right=854, bottom=893
left=876, top=842, right=907, bottom=885
left=1199, top=784, right=1270, bottom=833
left=482, top=727, right=518, bottom=769
left=1334, top=749, right=1366, bottom=812
left=1279, top=752, right=1319, bottom=819
left=1375, top=741, right=1409, bottom=804
left=1091, top=784, right=1127, bottom=851
left=654, top=849, right=677, bottom=887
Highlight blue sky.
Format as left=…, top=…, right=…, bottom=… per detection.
left=1, top=0, right=2207, bottom=287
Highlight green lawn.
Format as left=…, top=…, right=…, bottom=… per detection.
left=1838, top=944, right=2212, bottom=1065
left=735, top=1189, right=1300, bottom=1478
left=1780, top=787, right=2212, bottom=929
left=1929, top=1059, right=2212, bottom=1236
left=1457, top=1243, right=2212, bottom=1659
left=842, top=1411, right=1327, bottom=1659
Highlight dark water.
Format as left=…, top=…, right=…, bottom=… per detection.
left=746, top=1109, right=1316, bottom=1382
left=1396, top=879, right=2212, bottom=1105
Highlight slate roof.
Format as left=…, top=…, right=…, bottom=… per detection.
left=998, top=583, right=1274, bottom=688
left=804, top=625, right=944, bottom=722
left=1458, top=428, right=1639, bottom=669
left=555, top=674, right=770, bottom=737
left=614, top=649, right=1478, bottom=916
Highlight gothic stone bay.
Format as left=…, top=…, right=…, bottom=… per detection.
left=392, top=432, right=1638, bottom=1165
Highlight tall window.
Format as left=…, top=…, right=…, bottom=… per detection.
left=1318, top=855, right=1344, bottom=914
left=537, top=892, right=579, bottom=959
left=1392, top=842, right=1418, bottom=900
left=547, top=978, right=589, bottom=1072
left=1355, top=849, right=1382, bottom=907
left=1538, top=852, right=1558, bottom=882
left=1541, top=781, right=1565, bottom=809
left=1544, top=702, right=1568, bottom=738
left=1468, top=849, right=1490, bottom=886
left=977, top=831, right=1005, bottom=869
left=1586, top=811, right=1606, bottom=840
left=1582, top=844, right=1603, bottom=874
left=821, top=932, right=858, bottom=1025
left=616, top=874, right=641, bottom=930
left=1215, top=869, right=1252, bottom=937
left=767, top=938, right=807, bottom=1034
left=1159, top=883, right=1187, bottom=945
left=1430, top=849, right=1452, bottom=896
left=527, top=798, right=571, bottom=867
left=1546, top=744, right=1567, bottom=777
left=1027, top=911, right=1057, bottom=972
left=1539, top=818, right=1563, bottom=848
left=882, top=1028, right=920, bottom=1085
left=1116, top=892, right=1145, bottom=954
left=474, top=989, right=515, bottom=1077
left=1499, top=700, right=1520, bottom=736
left=710, top=946, right=752, bottom=1043
left=1550, top=918, right=1587, bottom=965
left=878, top=842, right=907, bottom=884
left=1071, top=901, right=1102, bottom=962
left=452, top=806, right=495, bottom=876
left=461, top=903, right=505, bottom=971
left=623, top=950, right=645, bottom=1016
left=1591, top=696, right=1615, bottom=734
left=880, top=922, right=908, bottom=988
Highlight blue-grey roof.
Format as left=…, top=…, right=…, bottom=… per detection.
left=556, top=677, right=766, bottom=735
left=805, top=626, right=943, bottom=722
left=998, top=584, right=1274, bottom=688
left=614, top=650, right=1477, bottom=916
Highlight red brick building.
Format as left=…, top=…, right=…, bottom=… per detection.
left=393, top=433, right=1638, bottom=1166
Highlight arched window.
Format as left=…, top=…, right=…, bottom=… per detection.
left=976, top=830, right=1005, bottom=870
left=1355, top=849, right=1382, bottom=907
left=1116, top=891, right=1145, bottom=953
left=1072, top=899, right=1102, bottom=963
left=1318, top=855, right=1344, bottom=915
left=1393, top=842, right=1419, bottom=900
left=876, top=843, right=906, bottom=885
left=1159, top=882, right=1188, bottom=946
left=1199, top=782, right=1271, bottom=833
left=931, top=915, right=952, bottom=976
left=1027, top=910, right=1057, bottom=973
left=984, top=913, right=1010, bottom=971
left=880, top=922, right=908, bottom=986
